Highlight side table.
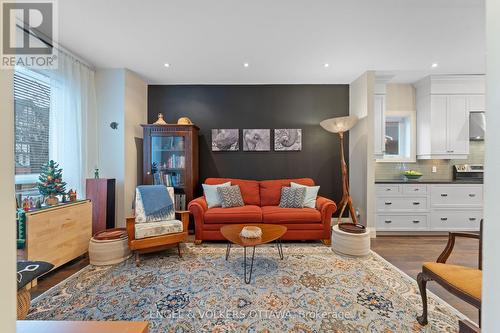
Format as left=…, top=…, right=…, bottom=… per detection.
left=331, top=224, right=370, bottom=256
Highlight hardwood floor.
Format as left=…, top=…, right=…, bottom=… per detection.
left=26, top=236, right=480, bottom=324
left=371, top=235, right=480, bottom=324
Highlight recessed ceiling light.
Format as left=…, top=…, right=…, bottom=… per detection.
left=431, top=63, right=438, bottom=68
left=164, top=63, right=171, bottom=68
left=243, top=62, right=249, bottom=68
left=324, top=63, right=330, bottom=68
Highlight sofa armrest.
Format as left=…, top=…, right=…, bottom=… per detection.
left=188, top=196, right=208, bottom=213
left=188, top=197, right=208, bottom=241
left=316, top=196, right=337, bottom=226
left=316, top=196, right=337, bottom=213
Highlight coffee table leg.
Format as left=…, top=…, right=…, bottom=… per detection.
left=276, top=239, right=284, bottom=260
left=243, top=246, right=256, bottom=284
left=225, top=242, right=232, bottom=260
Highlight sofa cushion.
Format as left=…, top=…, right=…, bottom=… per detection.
left=259, top=178, right=315, bottom=206
left=204, top=205, right=262, bottom=224
left=135, top=219, right=183, bottom=239
left=205, top=178, right=260, bottom=206
left=261, top=206, right=321, bottom=224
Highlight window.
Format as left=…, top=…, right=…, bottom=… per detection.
left=378, top=110, right=416, bottom=163
left=14, top=68, right=51, bottom=202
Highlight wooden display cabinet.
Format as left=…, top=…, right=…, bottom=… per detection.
left=141, top=124, right=199, bottom=207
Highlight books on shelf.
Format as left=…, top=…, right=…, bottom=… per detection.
left=153, top=171, right=184, bottom=188
left=174, top=194, right=187, bottom=211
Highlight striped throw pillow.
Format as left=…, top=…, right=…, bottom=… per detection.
left=217, top=185, right=245, bottom=208
left=279, top=187, right=306, bottom=208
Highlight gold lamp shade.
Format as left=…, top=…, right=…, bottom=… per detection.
left=320, top=115, right=358, bottom=134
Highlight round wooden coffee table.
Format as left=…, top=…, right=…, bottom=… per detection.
left=220, top=224, right=287, bottom=284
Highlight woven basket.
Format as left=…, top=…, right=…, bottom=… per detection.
left=17, top=287, right=31, bottom=319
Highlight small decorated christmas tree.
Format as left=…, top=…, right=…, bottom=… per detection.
left=38, top=160, right=67, bottom=205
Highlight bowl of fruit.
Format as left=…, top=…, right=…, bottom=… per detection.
left=402, top=170, right=423, bottom=181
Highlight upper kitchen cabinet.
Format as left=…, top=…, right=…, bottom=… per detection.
left=414, top=75, right=485, bottom=159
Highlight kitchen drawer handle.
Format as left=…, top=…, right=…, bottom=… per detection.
left=441, top=217, right=448, bottom=221
left=469, top=217, right=477, bottom=221
left=385, top=220, right=392, bottom=224
left=385, top=188, right=392, bottom=191
left=413, top=202, right=420, bottom=205
left=413, top=220, right=420, bottom=223
left=414, top=188, right=419, bottom=191
left=385, top=202, right=392, bottom=205
left=441, top=193, right=448, bottom=197
left=469, top=194, right=476, bottom=197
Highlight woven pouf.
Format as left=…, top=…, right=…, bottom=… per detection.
left=89, top=228, right=132, bottom=266
left=331, top=224, right=371, bottom=257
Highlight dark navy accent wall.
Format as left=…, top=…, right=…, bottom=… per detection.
left=147, top=85, right=349, bottom=205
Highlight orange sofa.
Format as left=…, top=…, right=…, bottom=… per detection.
left=188, top=178, right=337, bottom=244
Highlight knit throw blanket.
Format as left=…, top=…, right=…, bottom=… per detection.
left=137, top=185, right=174, bottom=222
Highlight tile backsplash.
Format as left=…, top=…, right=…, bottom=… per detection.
left=375, top=141, right=485, bottom=180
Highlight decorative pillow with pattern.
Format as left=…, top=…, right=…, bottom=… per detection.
left=290, top=182, right=320, bottom=208
left=217, top=185, right=245, bottom=208
left=279, top=187, right=306, bottom=208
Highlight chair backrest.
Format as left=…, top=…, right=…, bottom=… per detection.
left=135, top=186, right=175, bottom=223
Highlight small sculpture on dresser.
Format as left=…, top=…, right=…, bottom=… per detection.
left=240, top=226, right=262, bottom=239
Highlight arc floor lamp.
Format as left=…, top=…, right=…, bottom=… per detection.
left=320, top=115, right=366, bottom=234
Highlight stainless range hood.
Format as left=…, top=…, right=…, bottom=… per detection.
left=470, top=111, right=485, bottom=141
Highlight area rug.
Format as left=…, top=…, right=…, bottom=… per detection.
left=28, top=244, right=465, bottom=332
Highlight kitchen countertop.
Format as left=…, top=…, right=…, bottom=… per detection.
left=375, top=179, right=483, bottom=184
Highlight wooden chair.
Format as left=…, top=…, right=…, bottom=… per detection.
left=417, top=220, right=483, bottom=326
left=126, top=211, right=189, bottom=266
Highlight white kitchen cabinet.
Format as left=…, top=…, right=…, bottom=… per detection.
left=375, top=183, right=482, bottom=232
left=467, top=95, right=486, bottom=112
left=418, top=94, right=469, bottom=159
left=414, top=75, right=485, bottom=159
left=447, top=95, right=469, bottom=155
left=373, top=94, right=385, bottom=158
left=430, top=210, right=482, bottom=231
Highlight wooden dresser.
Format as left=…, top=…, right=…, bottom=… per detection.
left=22, top=200, right=92, bottom=269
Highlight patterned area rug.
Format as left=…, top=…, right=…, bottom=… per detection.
left=28, top=244, right=464, bottom=332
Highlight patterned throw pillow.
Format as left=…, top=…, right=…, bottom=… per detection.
left=279, top=187, right=306, bottom=208
left=217, top=185, right=245, bottom=208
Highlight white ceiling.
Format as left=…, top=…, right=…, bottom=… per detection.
left=58, top=0, right=485, bottom=84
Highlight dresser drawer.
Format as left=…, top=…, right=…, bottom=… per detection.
left=430, top=185, right=483, bottom=208
left=376, top=196, right=428, bottom=211
left=402, top=184, right=427, bottom=195
left=377, top=215, right=428, bottom=230
left=430, top=211, right=482, bottom=231
left=376, top=184, right=401, bottom=196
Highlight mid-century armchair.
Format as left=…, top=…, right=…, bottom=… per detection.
left=126, top=186, right=189, bottom=265
left=417, top=220, right=483, bottom=326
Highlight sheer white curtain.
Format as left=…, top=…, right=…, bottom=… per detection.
left=49, top=52, right=97, bottom=197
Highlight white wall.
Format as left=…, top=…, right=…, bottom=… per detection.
left=483, top=0, right=500, bottom=330
left=95, top=69, right=126, bottom=225
left=95, top=69, right=147, bottom=227
left=349, top=71, right=376, bottom=236
left=0, top=70, right=16, bottom=332
left=124, top=70, right=147, bottom=220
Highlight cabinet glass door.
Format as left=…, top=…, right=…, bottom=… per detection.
left=150, top=135, right=186, bottom=190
